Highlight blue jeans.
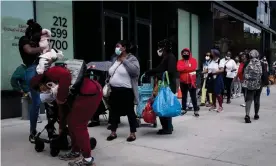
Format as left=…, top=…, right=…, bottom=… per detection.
left=25, top=64, right=41, bottom=134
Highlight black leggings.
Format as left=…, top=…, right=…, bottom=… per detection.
left=180, top=83, right=198, bottom=111
left=224, top=77, right=233, bottom=100
left=109, top=87, right=137, bottom=133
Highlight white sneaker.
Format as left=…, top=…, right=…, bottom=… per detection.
left=240, top=104, right=246, bottom=107
left=237, top=93, right=241, bottom=97
left=37, top=116, right=42, bottom=123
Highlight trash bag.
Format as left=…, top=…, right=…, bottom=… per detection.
left=152, top=71, right=181, bottom=117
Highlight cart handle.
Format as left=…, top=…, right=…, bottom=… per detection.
left=140, top=73, right=153, bottom=86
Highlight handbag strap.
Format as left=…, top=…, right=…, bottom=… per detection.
left=106, top=62, right=122, bottom=83
left=162, top=71, right=170, bottom=86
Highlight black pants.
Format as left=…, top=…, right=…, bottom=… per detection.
left=242, top=87, right=247, bottom=102
left=245, top=88, right=262, bottom=116
left=180, top=83, right=198, bottom=111
left=109, top=87, right=137, bottom=133
left=224, top=77, right=233, bottom=100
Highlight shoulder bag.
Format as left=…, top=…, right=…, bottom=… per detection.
left=103, top=62, right=122, bottom=97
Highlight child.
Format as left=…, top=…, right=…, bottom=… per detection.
left=36, top=29, right=64, bottom=74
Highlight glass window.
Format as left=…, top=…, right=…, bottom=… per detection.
left=214, top=9, right=261, bottom=58
left=1, top=0, right=33, bottom=90
left=36, top=1, right=74, bottom=59
left=191, top=14, right=199, bottom=63
left=178, top=9, right=190, bottom=60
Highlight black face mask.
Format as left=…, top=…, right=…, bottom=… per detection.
left=183, top=55, right=189, bottom=60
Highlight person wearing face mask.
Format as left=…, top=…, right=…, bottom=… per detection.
left=223, top=51, right=237, bottom=104
left=30, top=66, right=103, bottom=166
left=145, top=39, right=177, bottom=135
left=177, top=48, right=199, bottom=116
left=206, top=49, right=225, bottom=112
left=200, top=52, right=212, bottom=106
left=231, top=55, right=242, bottom=98
left=106, top=40, right=140, bottom=142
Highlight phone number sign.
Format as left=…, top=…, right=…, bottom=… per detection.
left=36, top=1, right=73, bottom=59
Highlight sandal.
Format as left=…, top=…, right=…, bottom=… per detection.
left=126, top=134, right=136, bottom=142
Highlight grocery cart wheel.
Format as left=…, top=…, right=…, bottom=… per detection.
left=90, top=137, right=97, bottom=150
left=35, top=139, right=45, bottom=152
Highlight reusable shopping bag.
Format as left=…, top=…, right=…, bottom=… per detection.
left=142, top=99, right=156, bottom=124
left=152, top=71, right=181, bottom=117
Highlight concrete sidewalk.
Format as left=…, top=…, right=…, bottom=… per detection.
left=2, top=87, right=276, bottom=166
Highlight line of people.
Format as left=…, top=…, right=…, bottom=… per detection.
left=200, top=49, right=270, bottom=123
left=15, top=19, right=271, bottom=166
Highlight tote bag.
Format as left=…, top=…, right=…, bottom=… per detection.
left=152, top=71, right=181, bottom=117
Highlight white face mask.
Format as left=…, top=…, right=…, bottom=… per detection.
left=205, top=56, right=210, bottom=60
left=226, top=56, right=231, bottom=60
left=46, top=82, right=58, bottom=98
left=40, top=91, right=55, bottom=104
left=157, top=49, right=163, bottom=56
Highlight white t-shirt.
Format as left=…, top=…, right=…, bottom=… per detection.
left=224, top=59, right=237, bottom=78
left=109, top=61, right=132, bottom=88
left=207, top=58, right=224, bottom=79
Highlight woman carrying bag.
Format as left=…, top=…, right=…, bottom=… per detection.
left=105, top=40, right=140, bottom=142
left=145, top=39, right=177, bottom=135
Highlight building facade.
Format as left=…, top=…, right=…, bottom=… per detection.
left=1, top=1, right=276, bottom=119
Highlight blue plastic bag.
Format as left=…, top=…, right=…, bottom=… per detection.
left=152, top=72, right=181, bottom=117
left=266, top=86, right=270, bottom=96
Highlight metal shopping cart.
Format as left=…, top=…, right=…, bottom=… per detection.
left=136, top=73, right=157, bottom=128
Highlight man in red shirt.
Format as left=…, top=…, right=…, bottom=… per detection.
left=177, top=48, right=199, bottom=117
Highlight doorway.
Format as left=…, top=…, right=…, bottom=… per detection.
left=103, top=11, right=128, bottom=61
left=136, top=19, right=152, bottom=79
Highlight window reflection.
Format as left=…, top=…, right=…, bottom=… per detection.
left=214, top=9, right=261, bottom=57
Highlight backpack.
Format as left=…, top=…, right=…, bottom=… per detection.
left=55, top=59, right=87, bottom=95
left=243, top=59, right=262, bottom=90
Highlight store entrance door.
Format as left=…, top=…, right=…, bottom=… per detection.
left=103, top=11, right=128, bottom=61
left=136, top=19, right=152, bottom=80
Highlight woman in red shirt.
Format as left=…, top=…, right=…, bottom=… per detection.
left=31, top=66, right=102, bottom=166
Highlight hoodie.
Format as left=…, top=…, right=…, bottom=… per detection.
left=177, top=48, right=197, bottom=88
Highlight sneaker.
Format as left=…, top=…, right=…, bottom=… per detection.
left=181, top=110, right=187, bottom=115
left=237, top=93, right=241, bottom=97
left=206, top=103, right=212, bottom=107
left=199, top=103, right=205, bottom=106
left=157, top=129, right=172, bottom=135
left=68, top=158, right=95, bottom=166
left=244, top=115, right=251, bottom=123
left=37, top=116, right=42, bottom=123
left=59, top=151, right=81, bottom=161
left=209, top=106, right=217, bottom=111
left=29, top=130, right=37, bottom=143
left=217, top=107, right=223, bottom=113
left=194, top=111, right=199, bottom=117
left=254, top=114, right=259, bottom=120
left=240, top=104, right=246, bottom=107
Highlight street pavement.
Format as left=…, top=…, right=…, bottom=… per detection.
left=1, top=86, right=276, bottom=166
